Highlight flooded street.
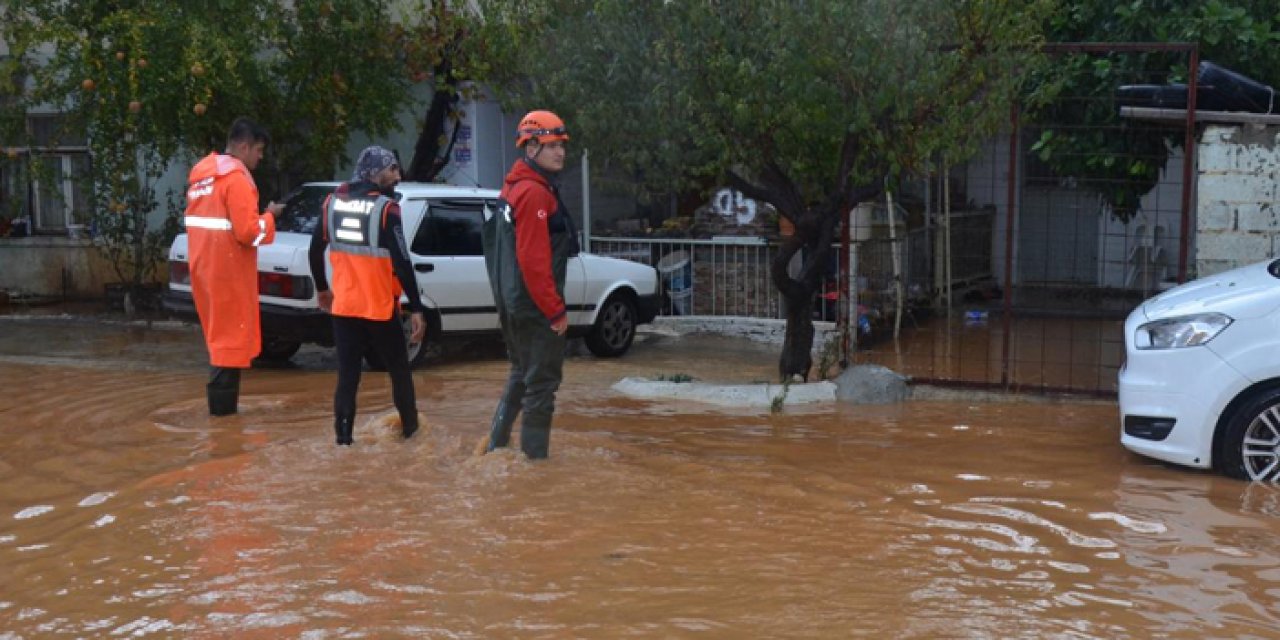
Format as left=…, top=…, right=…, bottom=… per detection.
left=2, top=315, right=1280, bottom=638
left=855, top=314, right=1125, bottom=395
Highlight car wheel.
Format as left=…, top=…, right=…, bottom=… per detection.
left=1219, top=387, right=1280, bottom=481
left=258, top=335, right=301, bottom=361
left=585, top=293, right=636, bottom=358
left=363, top=311, right=434, bottom=370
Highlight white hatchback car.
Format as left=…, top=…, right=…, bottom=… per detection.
left=165, top=181, right=660, bottom=367
left=1120, top=258, right=1280, bottom=481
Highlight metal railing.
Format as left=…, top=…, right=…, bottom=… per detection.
left=589, top=233, right=935, bottom=321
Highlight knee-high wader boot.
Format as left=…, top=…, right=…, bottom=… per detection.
left=207, top=367, right=241, bottom=416
left=520, top=411, right=552, bottom=459
left=487, top=372, right=526, bottom=451
left=510, top=315, right=566, bottom=460
left=334, top=413, right=355, bottom=446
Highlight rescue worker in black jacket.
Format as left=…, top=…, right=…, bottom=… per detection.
left=308, top=145, right=427, bottom=446
left=482, top=110, right=579, bottom=459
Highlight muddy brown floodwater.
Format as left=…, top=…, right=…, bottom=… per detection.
left=2, top=315, right=1280, bottom=639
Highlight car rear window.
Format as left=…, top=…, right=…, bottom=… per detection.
left=276, top=185, right=335, bottom=234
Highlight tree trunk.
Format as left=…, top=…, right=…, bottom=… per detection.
left=726, top=148, right=880, bottom=382
left=778, top=277, right=816, bottom=381
left=406, top=61, right=459, bottom=183
left=770, top=229, right=829, bottom=382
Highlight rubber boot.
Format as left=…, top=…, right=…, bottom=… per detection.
left=486, top=400, right=520, bottom=452
left=519, top=412, right=552, bottom=460
left=334, top=414, right=354, bottom=446
left=401, top=413, right=419, bottom=440
left=207, top=367, right=240, bottom=417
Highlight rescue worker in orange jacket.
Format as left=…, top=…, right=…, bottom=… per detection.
left=185, top=117, right=282, bottom=416
left=308, top=146, right=427, bottom=446
left=482, top=110, right=578, bottom=459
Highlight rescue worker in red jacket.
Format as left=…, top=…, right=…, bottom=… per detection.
left=185, top=117, right=281, bottom=416
left=482, top=110, right=579, bottom=459
left=308, top=146, right=427, bottom=446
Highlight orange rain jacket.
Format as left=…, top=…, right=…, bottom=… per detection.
left=184, top=152, right=276, bottom=368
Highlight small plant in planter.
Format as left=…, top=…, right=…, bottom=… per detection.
left=90, top=142, right=181, bottom=315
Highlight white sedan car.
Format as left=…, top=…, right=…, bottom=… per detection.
left=1119, top=258, right=1280, bottom=481
left=165, top=182, right=660, bottom=367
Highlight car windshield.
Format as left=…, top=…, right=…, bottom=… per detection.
left=276, top=185, right=335, bottom=234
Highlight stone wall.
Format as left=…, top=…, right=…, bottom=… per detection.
left=1196, top=124, right=1280, bottom=277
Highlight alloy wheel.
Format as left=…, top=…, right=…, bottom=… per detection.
left=1243, top=405, right=1280, bottom=482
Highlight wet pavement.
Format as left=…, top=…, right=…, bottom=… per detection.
left=2, top=312, right=1280, bottom=638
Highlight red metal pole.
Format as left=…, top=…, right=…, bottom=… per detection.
left=1178, top=46, right=1199, bottom=283
left=1002, top=104, right=1019, bottom=388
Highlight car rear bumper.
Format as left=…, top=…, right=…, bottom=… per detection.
left=162, top=288, right=197, bottom=319
left=164, top=288, right=333, bottom=345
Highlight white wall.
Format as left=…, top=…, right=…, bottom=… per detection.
left=960, top=133, right=1014, bottom=287
left=1095, top=150, right=1185, bottom=290
left=962, top=131, right=1190, bottom=291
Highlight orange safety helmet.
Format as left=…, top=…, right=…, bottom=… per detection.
left=516, top=110, right=569, bottom=148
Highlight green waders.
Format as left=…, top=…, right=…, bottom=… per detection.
left=482, top=167, right=578, bottom=459
left=486, top=314, right=566, bottom=459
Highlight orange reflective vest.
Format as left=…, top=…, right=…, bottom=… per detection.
left=185, top=152, right=276, bottom=368
left=324, top=190, right=400, bottom=321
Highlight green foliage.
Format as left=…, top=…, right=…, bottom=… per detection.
left=1032, top=0, right=1280, bottom=221
left=473, top=0, right=1046, bottom=378
left=0, top=0, right=473, bottom=290
left=655, top=373, right=695, bottom=383
left=476, top=0, right=1044, bottom=199
left=770, top=380, right=791, bottom=414
left=817, top=334, right=844, bottom=381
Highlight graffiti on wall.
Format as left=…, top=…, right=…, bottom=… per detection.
left=711, top=188, right=758, bottom=226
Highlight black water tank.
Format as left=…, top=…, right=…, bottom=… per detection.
left=1198, top=61, right=1277, bottom=113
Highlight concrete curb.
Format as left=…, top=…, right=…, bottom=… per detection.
left=646, top=315, right=839, bottom=351
left=0, top=312, right=193, bottom=331
left=612, top=376, right=836, bottom=407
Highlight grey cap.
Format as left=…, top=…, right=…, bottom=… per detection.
left=353, top=145, right=398, bottom=182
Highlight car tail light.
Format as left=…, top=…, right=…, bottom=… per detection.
left=258, top=272, right=314, bottom=300
left=169, top=261, right=191, bottom=285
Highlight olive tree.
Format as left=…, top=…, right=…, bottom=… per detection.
left=474, top=0, right=1047, bottom=380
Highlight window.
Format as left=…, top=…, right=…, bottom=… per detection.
left=1, top=114, right=92, bottom=234
left=32, top=152, right=91, bottom=231
left=277, top=184, right=336, bottom=234
left=411, top=199, right=488, bottom=257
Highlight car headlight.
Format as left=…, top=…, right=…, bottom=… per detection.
left=1135, top=313, right=1233, bottom=350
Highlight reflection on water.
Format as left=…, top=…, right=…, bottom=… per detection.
left=855, top=313, right=1125, bottom=394
left=1, top=318, right=1279, bottom=637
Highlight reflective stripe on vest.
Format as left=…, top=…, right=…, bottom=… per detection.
left=184, top=215, right=233, bottom=231
left=326, top=194, right=391, bottom=258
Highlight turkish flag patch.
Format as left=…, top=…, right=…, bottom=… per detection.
left=537, top=209, right=548, bottom=220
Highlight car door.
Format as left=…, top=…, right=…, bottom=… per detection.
left=408, top=198, right=499, bottom=332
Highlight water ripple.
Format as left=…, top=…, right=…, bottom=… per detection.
left=13, top=505, right=54, bottom=520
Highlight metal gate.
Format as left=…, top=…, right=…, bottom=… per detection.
left=850, top=43, right=1199, bottom=396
